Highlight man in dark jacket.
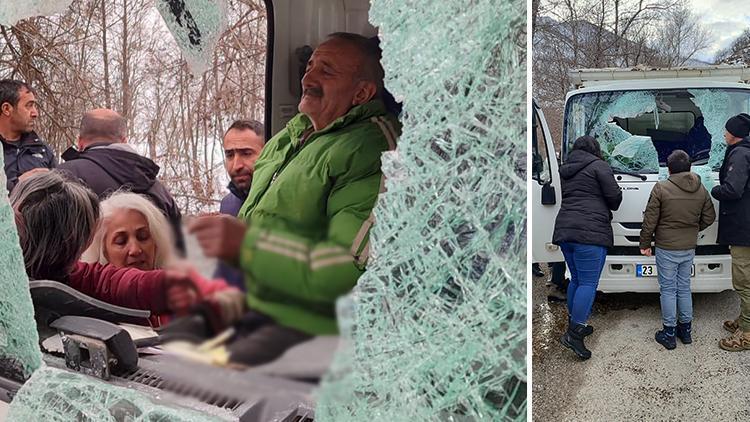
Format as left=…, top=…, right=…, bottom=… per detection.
left=215, top=119, right=265, bottom=289
left=711, top=113, right=750, bottom=351
left=0, top=80, right=56, bottom=192
left=219, top=120, right=264, bottom=216
left=639, top=150, right=715, bottom=350
left=58, top=109, right=185, bottom=254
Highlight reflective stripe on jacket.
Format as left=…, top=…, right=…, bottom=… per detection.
left=237, top=99, right=400, bottom=335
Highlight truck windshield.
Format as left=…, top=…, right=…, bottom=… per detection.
left=564, top=88, right=750, bottom=176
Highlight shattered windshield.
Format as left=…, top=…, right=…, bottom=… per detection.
left=564, top=89, right=750, bottom=178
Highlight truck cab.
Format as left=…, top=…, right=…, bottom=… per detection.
left=533, top=66, right=750, bottom=293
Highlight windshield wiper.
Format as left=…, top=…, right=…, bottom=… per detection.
left=611, top=168, right=647, bottom=181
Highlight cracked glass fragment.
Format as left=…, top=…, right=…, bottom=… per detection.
left=0, top=0, right=74, bottom=26
left=608, top=133, right=660, bottom=174
left=567, top=91, right=660, bottom=173
left=155, top=0, right=227, bottom=75
left=0, top=164, right=41, bottom=380
left=566, top=88, right=750, bottom=183
left=315, top=0, right=526, bottom=420
left=688, top=89, right=750, bottom=171
left=7, top=366, right=228, bottom=421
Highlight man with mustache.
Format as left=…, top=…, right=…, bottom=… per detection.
left=215, top=119, right=265, bottom=290
left=189, top=32, right=400, bottom=366
left=0, top=79, right=56, bottom=192
left=220, top=120, right=265, bottom=216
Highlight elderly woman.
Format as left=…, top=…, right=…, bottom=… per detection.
left=81, top=191, right=245, bottom=327
left=552, top=135, right=623, bottom=360
left=82, top=192, right=177, bottom=271
left=11, top=171, right=199, bottom=319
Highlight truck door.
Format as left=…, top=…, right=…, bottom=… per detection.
left=531, top=100, right=563, bottom=263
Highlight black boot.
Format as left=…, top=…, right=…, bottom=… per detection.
left=675, top=321, right=692, bottom=344
left=655, top=325, right=676, bottom=350
left=569, top=317, right=593, bottom=337
left=560, top=323, right=592, bottom=360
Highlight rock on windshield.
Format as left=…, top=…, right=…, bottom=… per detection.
left=565, top=88, right=750, bottom=188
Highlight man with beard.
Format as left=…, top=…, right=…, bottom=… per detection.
left=0, top=80, right=56, bottom=192
left=215, top=119, right=265, bottom=289
left=189, top=32, right=400, bottom=366
left=219, top=120, right=265, bottom=216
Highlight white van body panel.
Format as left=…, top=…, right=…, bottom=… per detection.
left=570, top=66, right=750, bottom=88
left=531, top=102, right=564, bottom=263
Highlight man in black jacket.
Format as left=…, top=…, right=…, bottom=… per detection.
left=712, top=113, right=750, bottom=351
left=58, top=109, right=185, bottom=254
left=0, top=80, right=56, bottom=192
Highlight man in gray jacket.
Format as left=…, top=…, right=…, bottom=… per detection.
left=640, top=149, right=715, bottom=350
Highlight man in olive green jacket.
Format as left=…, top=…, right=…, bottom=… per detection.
left=639, top=150, right=715, bottom=350
left=189, top=33, right=399, bottom=365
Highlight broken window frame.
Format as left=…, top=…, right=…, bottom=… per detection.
left=562, top=88, right=750, bottom=175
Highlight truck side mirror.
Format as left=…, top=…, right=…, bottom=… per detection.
left=541, top=183, right=556, bottom=205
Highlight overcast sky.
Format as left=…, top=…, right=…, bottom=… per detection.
left=689, top=0, right=750, bottom=62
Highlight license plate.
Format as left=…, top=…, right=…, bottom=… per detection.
left=636, top=264, right=695, bottom=277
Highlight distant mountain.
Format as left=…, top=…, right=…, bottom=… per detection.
left=534, top=15, right=713, bottom=70
left=683, top=58, right=713, bottom=67
left=716, top=30, right=750, bottom=65
left=533, top=16, right=662, bottom=69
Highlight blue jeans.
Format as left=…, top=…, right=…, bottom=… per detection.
left=560, top=242, right=608, bottom=325
left=655, top=247, right=695, bottom=327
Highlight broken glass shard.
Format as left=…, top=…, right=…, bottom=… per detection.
left=0, top=0, right=74, bottom=26
left=315, top=0, right=527, bottom=420
left=609, top=134, right=660, bottom=174
left=6, top=366, right=228, bottom=421
left=154, top=0, right=228, bottom=75
left=566, top=88, right=750, bottom=183
left=0, top=172, right=41, bottom=380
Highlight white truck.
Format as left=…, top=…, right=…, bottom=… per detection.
left=532, top=66, right=750, bottom=293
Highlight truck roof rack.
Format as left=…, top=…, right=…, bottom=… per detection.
left=569, top=65, right=750, bottom=88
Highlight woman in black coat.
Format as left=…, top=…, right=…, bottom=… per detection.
left=552, top=136, right=622, bottom=359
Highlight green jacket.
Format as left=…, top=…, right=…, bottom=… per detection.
left=237, top=100, right=400, bottom=335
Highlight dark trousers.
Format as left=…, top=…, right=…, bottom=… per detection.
left=550, top=261, right=568, bottom=290
left=227, top=312, right=312, bottom=366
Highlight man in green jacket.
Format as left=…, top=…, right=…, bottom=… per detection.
left=189, top=32, right=400, bottom=365
left=639, top=150, right=715, bottom=350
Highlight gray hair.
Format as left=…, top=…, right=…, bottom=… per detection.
left=81, top=191, right=174, bottom=269
left=79, top=109, right=127, bottom=141
left=327, top=32, right=385, bottom=97
left=10, top=171, right=99, bottom=281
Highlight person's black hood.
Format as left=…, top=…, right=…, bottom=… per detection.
left=559, top=149, right=600, bottom=180
left=61, top=144, right=159, bottom=191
